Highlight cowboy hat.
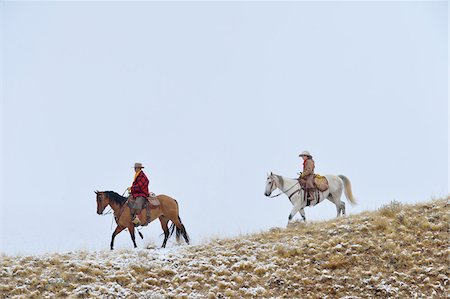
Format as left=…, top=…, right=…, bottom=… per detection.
left=299, top=151, right=312, bottom=157
left=133, top=162, right=145, bottom=169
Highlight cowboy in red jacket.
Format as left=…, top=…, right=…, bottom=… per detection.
left=127, top=162, right=149, bottom=225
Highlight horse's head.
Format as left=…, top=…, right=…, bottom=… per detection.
left=95, top=191, right=110, bottom=215
left=265, top=172, right=278, bottom=197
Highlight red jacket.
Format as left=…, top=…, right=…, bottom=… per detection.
left=131, top=171, right=149, bottom=198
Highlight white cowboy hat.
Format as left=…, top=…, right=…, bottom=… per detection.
left=133, top=162, right=145, bottom=169
left=299, top=151, right=312, bottom=157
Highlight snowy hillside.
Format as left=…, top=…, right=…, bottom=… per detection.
left=1, top=197, right=449, bottom=298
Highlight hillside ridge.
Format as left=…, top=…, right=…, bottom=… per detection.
left=1, top=197, right=449, bottom=298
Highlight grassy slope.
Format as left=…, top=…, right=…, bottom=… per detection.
left=1, top=197, right=449, bottom=299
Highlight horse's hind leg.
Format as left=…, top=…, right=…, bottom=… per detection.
left=288, top=204, right=298, bottom=225
left=111, top=225, right=126, bottom=250
left=340, top=201, right=346, bottom=216
left=333, top=200, right=346, bottom=217
left=327, top=193, right=342, bottom=218
left=159, top=216, right=170, bottom=248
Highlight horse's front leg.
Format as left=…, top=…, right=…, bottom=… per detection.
left=128, top=225, right=137, bottom=248
left=299, top=208, right=306, bottom=222
left=111, top=225, right=126, bottom=250
left=287, top=204, right=301, bottom=226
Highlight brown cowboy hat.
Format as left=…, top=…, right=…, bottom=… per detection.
left=133, top=162, right=145, bottom=169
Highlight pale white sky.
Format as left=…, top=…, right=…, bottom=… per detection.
left=1, top=1, right=448, bottom=255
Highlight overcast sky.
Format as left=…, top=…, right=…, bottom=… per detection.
left=1, top=1, right=448, bottom=255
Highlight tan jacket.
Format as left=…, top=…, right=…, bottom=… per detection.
left=301, top=158, right=315, bottom=178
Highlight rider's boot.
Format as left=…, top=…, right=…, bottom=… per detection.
left=133, top=214, right=141, bottom=225
left=131, top=210, right=141, bottom=226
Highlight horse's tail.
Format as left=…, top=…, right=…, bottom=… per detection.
left=166, top=216, right=190, bottom=243
left=176, top=216, right=190, bottom=244
left=165, top=199, right=179, bottom=239
left=338, top=175, right=357, bottom=206
left=167, top=199, right=190, bottom=244
left=168, top=222, right=177, bottom=238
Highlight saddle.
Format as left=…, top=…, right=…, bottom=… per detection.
left=147, top=193, right=160, bottom=208
left=314, top=174, right=329, bottom=192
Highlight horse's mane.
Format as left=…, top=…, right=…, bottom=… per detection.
left=104, top=191, right=127, bottom=205
left=274, top=174, right=284, bottom=189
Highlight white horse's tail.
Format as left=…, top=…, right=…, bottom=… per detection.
left=338, top=175, right=357, bottom=206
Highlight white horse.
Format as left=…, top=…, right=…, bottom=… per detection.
left=264, top=172, right=357, bottom=224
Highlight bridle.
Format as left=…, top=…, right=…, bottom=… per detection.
left=97, top=193, right=113, bottom=216
left=96, top=190, right=129, bottom=231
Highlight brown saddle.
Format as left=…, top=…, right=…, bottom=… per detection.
left=147, top=194, right=160, bottom=209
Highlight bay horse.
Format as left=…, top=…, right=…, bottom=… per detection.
left=264, top=172, right=357, bottom=225
left=95, top=191, right=190, bottom=249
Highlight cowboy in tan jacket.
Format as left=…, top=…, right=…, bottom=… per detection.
left=299, top=151, right=315, bottom=199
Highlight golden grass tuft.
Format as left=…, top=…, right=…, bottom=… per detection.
left=323, top=254, right=349, bottom=270
left=378, top=200, right=404, bottom=218
left=372, top=216, right=390, bottom=231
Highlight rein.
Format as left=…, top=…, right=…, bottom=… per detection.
left=98, top=207, right=114, bottom=229
left=113, top=188, right=130, bottom=222
left=100, top=208, right=113, bottom=216
left=269, top=181, right=300, bottom=198
left=115, top=199, right=129, bottom=222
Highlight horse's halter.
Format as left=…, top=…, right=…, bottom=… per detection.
left=96, top=192, right=104, bottom=213
left=265, top=175, right=279, bottom=197
left=96, top=192, right=111, bottom=215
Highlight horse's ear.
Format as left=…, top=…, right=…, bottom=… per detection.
left=270, top=171, right=273, bottom=176
left=95, top=190, right=98, bottom=194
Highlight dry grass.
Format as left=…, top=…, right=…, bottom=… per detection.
left=1, top=197, right=449, bottom=298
